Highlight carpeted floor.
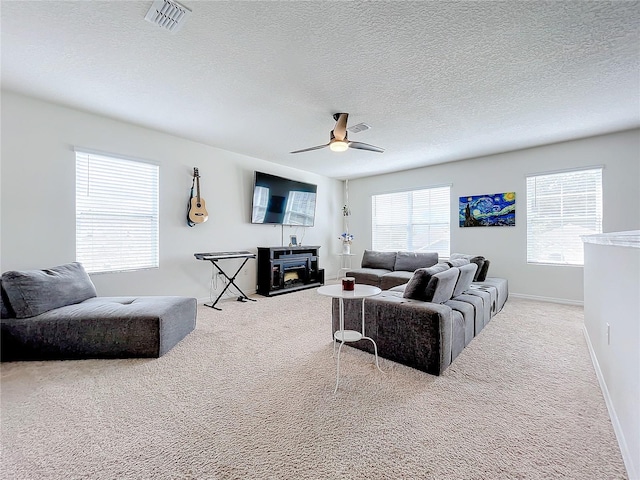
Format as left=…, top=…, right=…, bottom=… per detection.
left=0, top=289, right=628, bottom=479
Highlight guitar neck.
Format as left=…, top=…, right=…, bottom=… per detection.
left=196, top=176, right=201, bottom=202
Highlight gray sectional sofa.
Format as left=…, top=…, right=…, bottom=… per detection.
left=334, top=252, right=507, bottom=375
left=1, top=262, right=197, bottom=361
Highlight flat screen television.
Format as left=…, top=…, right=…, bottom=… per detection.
left=251, top=171, right=317, bottom=226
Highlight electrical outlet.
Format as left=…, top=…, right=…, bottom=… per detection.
left=606, top=323, right=611, bottom=345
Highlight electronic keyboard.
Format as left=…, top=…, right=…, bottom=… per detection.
left=194, top=251, right=256, bottom=261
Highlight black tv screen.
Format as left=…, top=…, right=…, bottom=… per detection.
left=251, top=171, right=317, bottom=226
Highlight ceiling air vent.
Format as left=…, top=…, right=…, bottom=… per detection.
left=144, top=0, right=191, bottom=33
left=347, top=123, right=371, bottom=134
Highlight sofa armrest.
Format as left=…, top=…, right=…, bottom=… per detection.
left=332, top=293, right=454, bottom=375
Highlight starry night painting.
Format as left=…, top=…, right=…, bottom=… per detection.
left=459, top=192, right=516, bottom=227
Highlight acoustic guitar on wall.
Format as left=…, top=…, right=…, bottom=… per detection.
left=188, top=167, right=208, bottom=224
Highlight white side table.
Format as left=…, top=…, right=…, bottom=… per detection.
left=317, top=284, right=383, bottom=393
left=336, top=253, right=356, bottom=279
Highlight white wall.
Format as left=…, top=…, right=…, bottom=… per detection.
left=346, top=129, right=640, bottom=303
left=583, top=234, right=640, bottom=479
left=0, top=91, right=343, bottom=300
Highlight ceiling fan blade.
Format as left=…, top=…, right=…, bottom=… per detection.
left=290, top=144, right=329, bottom=154
left=332, top=113, right=348, bottom=141
left=348, top=141, right=385, bottom=153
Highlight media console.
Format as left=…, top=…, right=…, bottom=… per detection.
left=257, top=246, right=324, bottom=296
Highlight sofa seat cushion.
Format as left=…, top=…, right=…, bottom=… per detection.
left=450, top=293, right=486, bottom=336
left=444, top=299, right=475, bottom=346
left=469, top=284, right=498, bottom=315
left=1, top=262, right=97, bottom=319
left=473, top=277, right=509, bottom=312
left=393, top=251, right=438, bottom=272
left=380, top=271, right=415, bottom=290
left=344, top=268, right=391, bottom=287
left=361, top=250, right=397, bottom=271
left=1, top=296, right=197, bottom=361
left=450, top=309, right=466, bottom=362
left=460, top=289, right=492, bottom=330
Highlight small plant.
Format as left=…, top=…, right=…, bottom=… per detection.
left=339, top=232, right=354, bottom=244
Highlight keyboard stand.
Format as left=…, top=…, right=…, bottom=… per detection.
left=194, top=252, right=257, bottom=311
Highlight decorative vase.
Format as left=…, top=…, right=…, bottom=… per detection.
left=342, top=242, right=351, bottom=255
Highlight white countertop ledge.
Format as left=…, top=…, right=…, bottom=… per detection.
left=581, top=230, right=640, bottom=248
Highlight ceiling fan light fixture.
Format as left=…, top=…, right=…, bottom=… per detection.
left=330, top=140, right=349, bottom=152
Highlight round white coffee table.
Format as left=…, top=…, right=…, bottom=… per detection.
left=317, top=284, right=383, bottom=393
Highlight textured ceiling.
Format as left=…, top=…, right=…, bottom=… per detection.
left=2, top=1, right=639, bottom=179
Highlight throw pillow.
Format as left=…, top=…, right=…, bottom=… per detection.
left=403, top=263, right=450, bottom=301
left=1, top=262, right=97, bottom=319
left=476, top=259, right=490, bottom=281
left=361, top=250, right=397, bottom=271
left=394, top=251, right=438, bottom=272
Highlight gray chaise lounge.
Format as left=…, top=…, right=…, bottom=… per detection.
left=1, top=262, right=196, bottom=361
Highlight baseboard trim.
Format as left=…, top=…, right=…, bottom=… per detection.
left=509, top=292, right=583, bottom=306
left=583, top=326, right=636, bottom=480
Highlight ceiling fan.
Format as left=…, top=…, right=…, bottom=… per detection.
left=290, top=113, right=385, bottom=154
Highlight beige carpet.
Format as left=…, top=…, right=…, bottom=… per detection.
left=1, top=289, right=628, bottom=479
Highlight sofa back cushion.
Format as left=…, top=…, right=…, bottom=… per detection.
left=394, top=251, right=438, bottom=272
left=425, top=267, right=460, bottom=304
left=450, top=253, right=487, bottom=282
left=1, top=262, right=97, bottom=319
left=403, top=263, right=450, bottom=301
left=361, top=250, right=397, bottom=271
left=446, top=258, right=470, bottom=268
left=452, top=263, right=478, bottom=297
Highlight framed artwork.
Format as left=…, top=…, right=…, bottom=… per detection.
left=289, top=235, right=298, bottom=246
left=460, top=192, right=515, bottom=227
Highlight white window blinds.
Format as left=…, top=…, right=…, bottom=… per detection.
left=372, top=186, right=450, bottom=257
left=526, top=168, right=602, bottom=266
left=76, top=151, right=159, bottom=273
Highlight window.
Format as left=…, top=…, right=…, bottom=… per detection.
left=76, top=151, right=159, bottom=273
left=526, top=167, right=602, bottom=266
left=372, top=186, right=450, bottom=257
